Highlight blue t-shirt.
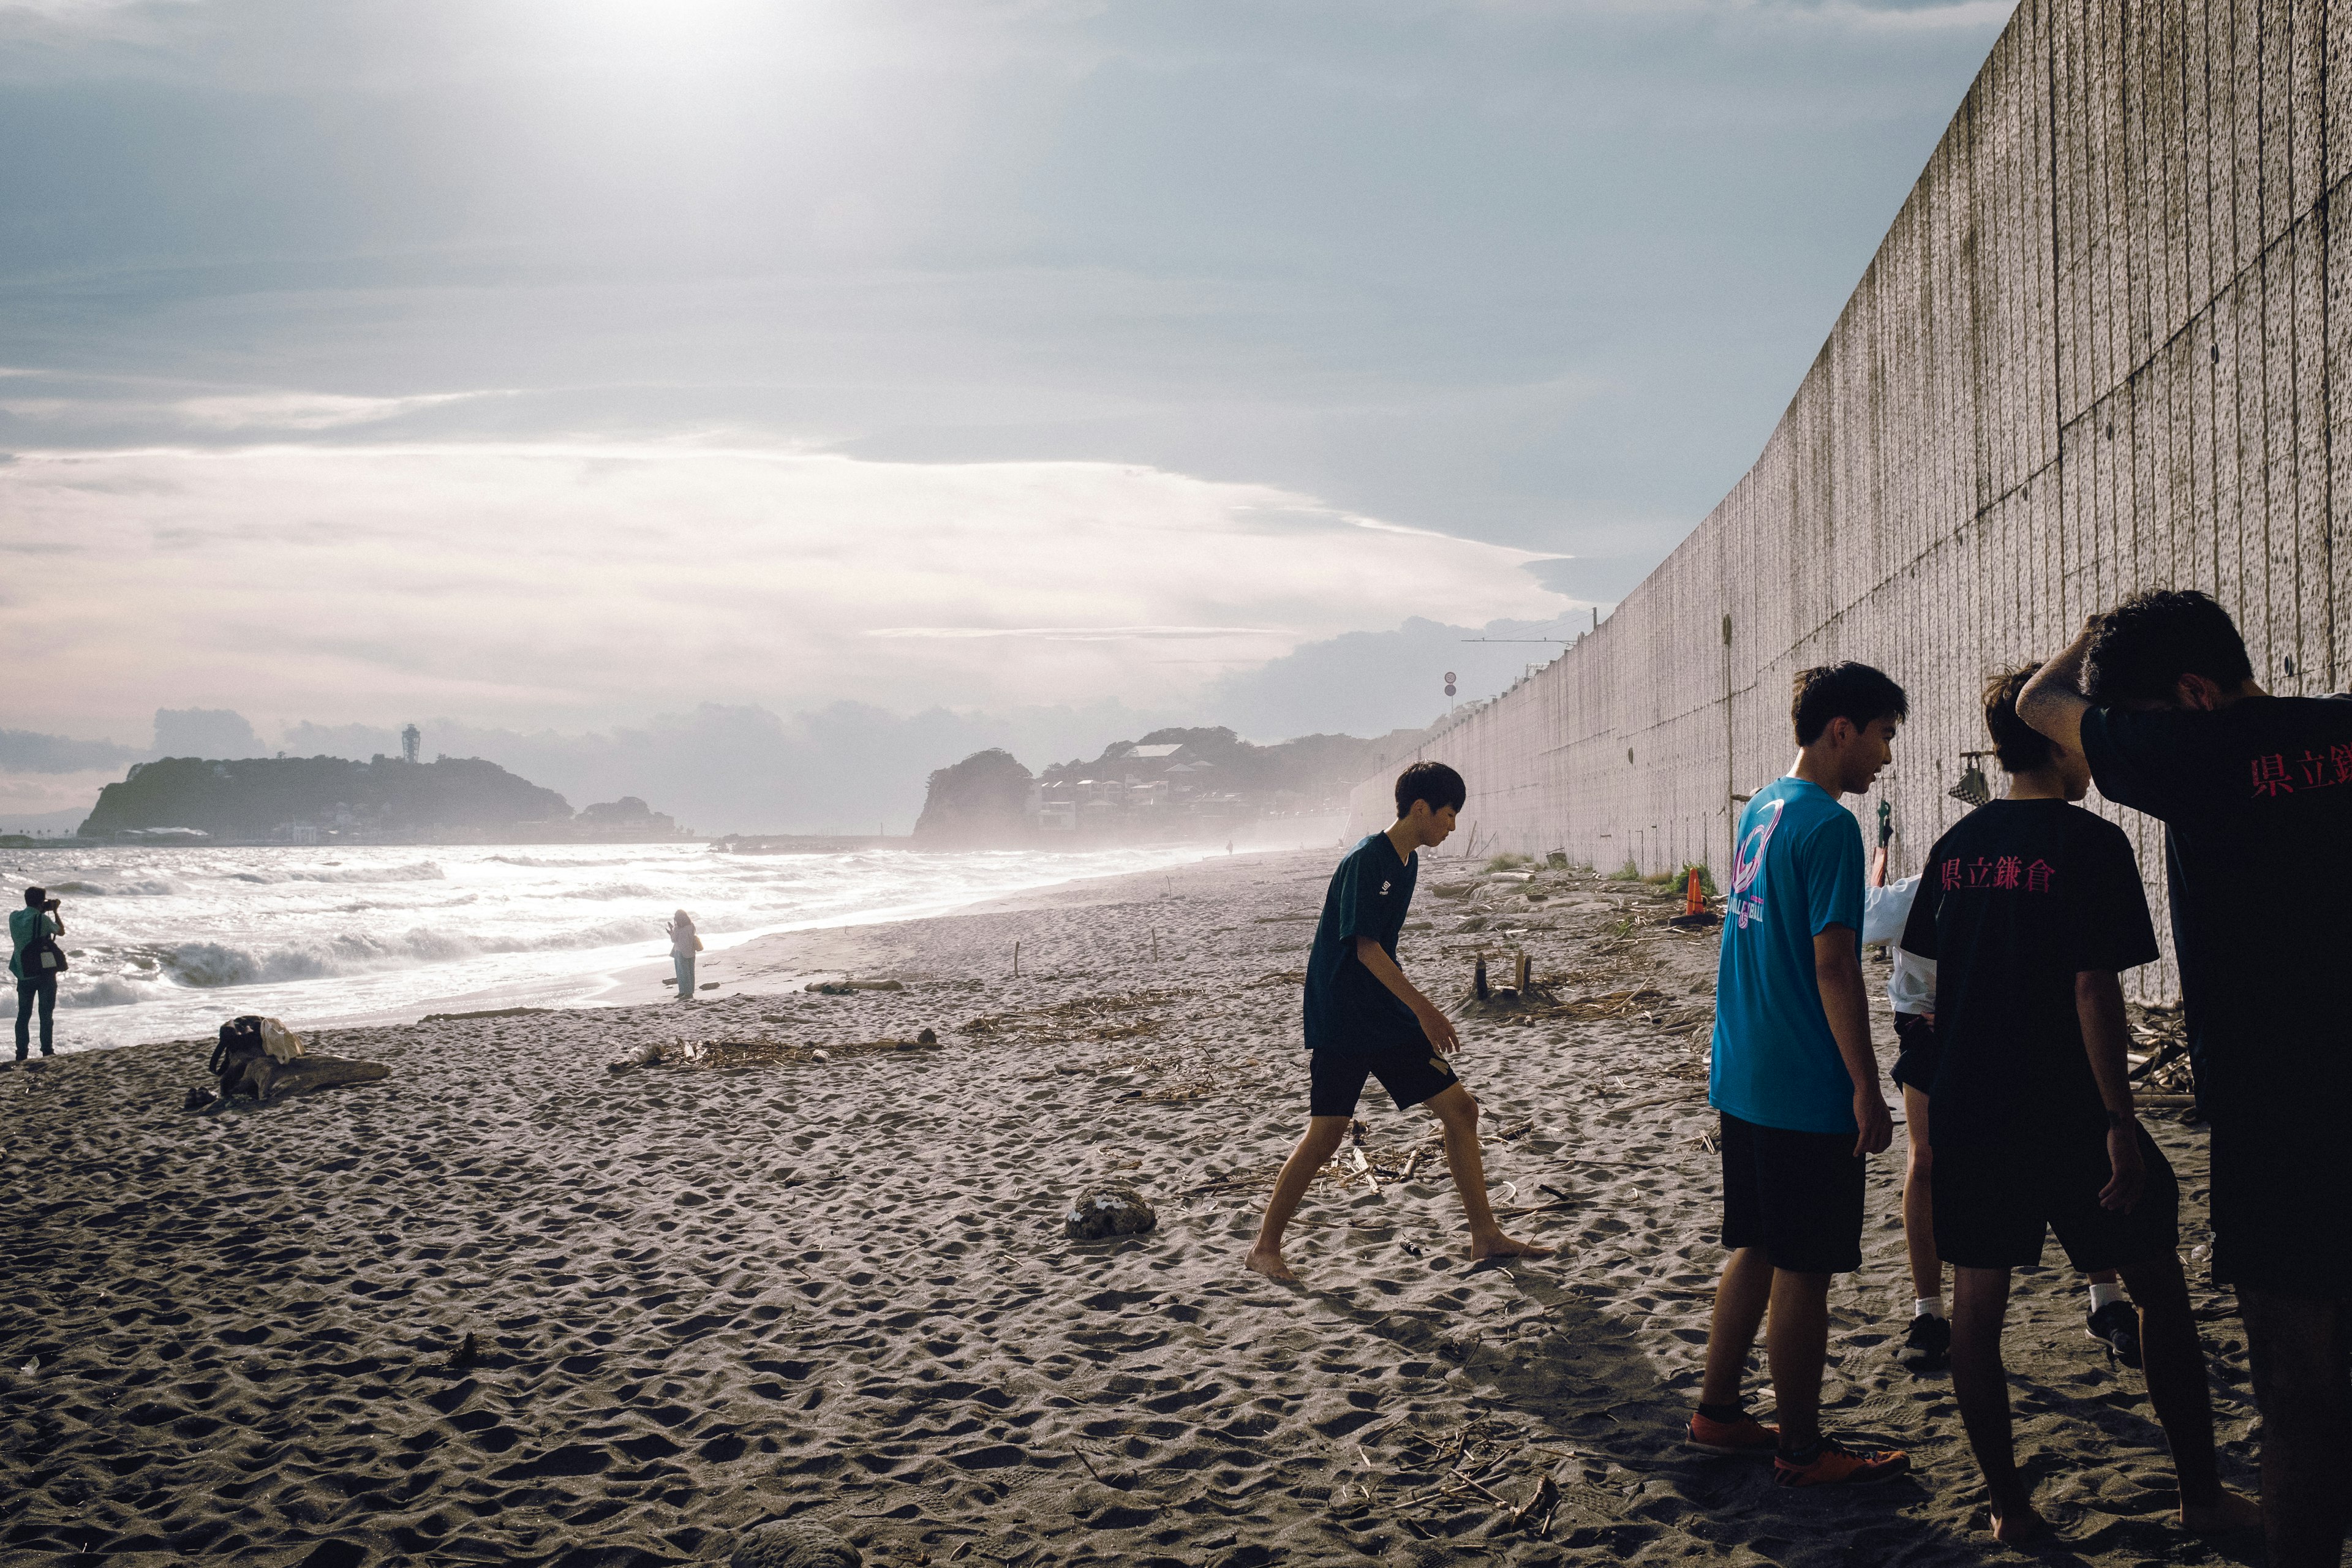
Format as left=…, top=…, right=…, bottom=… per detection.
left=1302, top=832, right=1420, bottom=1053
left=1708, top=776, right=1866, bottom=1134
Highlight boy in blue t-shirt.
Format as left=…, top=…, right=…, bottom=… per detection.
left=1691, top=663, right=1910, bottom=1488
left=1244, top=763, right=1552, bottom=1286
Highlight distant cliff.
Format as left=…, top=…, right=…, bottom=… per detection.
left=913, top=723, right=1436, bottom=846
left=912, top=749, right=1036, bottom=846
left=79, top=755, right=592, bottom=842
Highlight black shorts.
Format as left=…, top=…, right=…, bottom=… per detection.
left=1889, top=1012, right=1938, bottom=1094
left=1308, top=1031, right=1457, bottom=1118
left=1719, top=1111, right=1866, bottom=1275
left=1932, top=1123, right=2179, bottom=1272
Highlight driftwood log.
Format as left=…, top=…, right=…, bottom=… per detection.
left=209, top=1052, right=391, bottom=1106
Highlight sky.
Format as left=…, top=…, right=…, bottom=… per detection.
left=0, top=0, right=2018, bottom=831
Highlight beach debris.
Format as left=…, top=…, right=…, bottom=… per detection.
left=448, top=1330, right=477, bottom=1369
left=183, top=1087, right=216, bottom=1111
left=804, top=978, right=903, bottom=995
left=613, top=1033, right=939, bottom=1072
left=418, top=1006, right=554, bottom=1023
left=19, top=1357, right=35, bottom=1376
left=1065, top=1183, right=1157, bottom=1242
left=1510, top=1474, right=1561, bottom=1534
left=207, top=1017, right=390, bottom=1106
left=726, top=1518, right=862, bottom=1568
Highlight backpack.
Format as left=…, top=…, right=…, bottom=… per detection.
left=20, top=911, right=64, bottom=976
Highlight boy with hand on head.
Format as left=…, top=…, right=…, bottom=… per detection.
left=1692, top=663, right=1909, bottom=1487
left=1904, top=666, right=2257, bottom=1545
left=2020, top=589, right=2346, bottom=1566
left=1245, top=762, right=1553, bottom=1286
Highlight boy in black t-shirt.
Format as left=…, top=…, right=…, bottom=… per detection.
left=1904, top=666, right=2256, bottom=1545
left=2022, top=589, right=2346, bottom=1566
left=1243, top=763, right=1552, bottom=1286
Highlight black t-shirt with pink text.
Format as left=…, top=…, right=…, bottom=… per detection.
left=2079, top=695, right=2352, bottom=1129
left=1900, top=799, right=2159, bottom=1147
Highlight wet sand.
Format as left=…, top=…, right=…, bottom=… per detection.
left=2, top=848, right=2258, bottom=1566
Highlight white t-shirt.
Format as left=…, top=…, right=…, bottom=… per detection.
left=1862, top=875, right=1936, bottom=1017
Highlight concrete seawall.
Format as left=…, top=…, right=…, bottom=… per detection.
left=1351, top=1, right=2347, bottom=1001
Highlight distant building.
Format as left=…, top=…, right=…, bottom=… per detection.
left=401, top=724, right=421, bottom=765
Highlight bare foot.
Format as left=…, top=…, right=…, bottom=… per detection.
left=2180, top=1488, right=2261, bottom=1533
left=1467, top=1232, right=1554, bottom=1262
left=1990, top=1503, right=2048, bottom=1545
left=1243, top=1245, right=1300, bottom=1284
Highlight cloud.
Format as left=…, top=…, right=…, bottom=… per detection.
left=169, top=390, right=496, bottom=432
left=0, top=727, right=140, bottom=772
left=1208, top=613, right=1592, bottom=741
left=1, top=442, right=1572, bottom=743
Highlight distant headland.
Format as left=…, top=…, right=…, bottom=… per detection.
left=61, top=744, right=693, bottom=848
left=911, top=724, right=1433, bottom=847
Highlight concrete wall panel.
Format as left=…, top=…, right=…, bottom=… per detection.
left=1348, top=3, right=2346, bottom=1003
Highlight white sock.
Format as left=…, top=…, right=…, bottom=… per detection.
left=2088, top=1281, right=2126, bottom=1313
left=1913, top=1295, right=1945, bottom=1321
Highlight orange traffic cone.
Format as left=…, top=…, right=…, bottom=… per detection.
left=1684, top=866, right=1704, bottom=916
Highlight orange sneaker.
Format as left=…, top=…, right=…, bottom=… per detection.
left=1688, top=1409, right=1779, bottom=1455
left=1773, top=1438, right=1909, bottom=1487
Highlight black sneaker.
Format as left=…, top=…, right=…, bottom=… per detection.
left=2088, top=1300, right=2142, bottom=1369
left=1901, top=1312, right=1951, bottom=1371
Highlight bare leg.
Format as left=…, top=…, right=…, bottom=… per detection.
left=2241, top=1286, right=2351, bottom=1566
left=1901, top=1085, right=1939, bottom=1301
left=1699, top=1246, right=1774, bottom=1410
left=2116, top=1254, right=2257, bottom=1531
left=1765, top=1268, right=1831, bottom=1450
left=1244, top=1116, right=1351, bottom=1284
left=1950, top=1265, right=2043, bottom=1542
left=1420, top=1084, right=1551, bottom=1261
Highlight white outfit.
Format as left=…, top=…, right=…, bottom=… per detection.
left=1862, top=874, right=1937, bottom=1016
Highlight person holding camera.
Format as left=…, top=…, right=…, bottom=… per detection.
left=11, top=886, right=64, bottom=1061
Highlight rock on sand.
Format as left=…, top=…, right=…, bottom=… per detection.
left=1064, top=1183, right=1156, bottom=1241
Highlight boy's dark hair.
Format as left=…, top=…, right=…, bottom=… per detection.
left=1395, top=761, right=1466, bottom=818
left=1983, top=664, right=2055, bottom=774
left=1790, top=662, right=1909, bottom=746
left=21, top=887, right=42, bottom=908
left=2083, top=589, right=2253, bottom=704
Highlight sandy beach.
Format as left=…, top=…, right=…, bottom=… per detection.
left=3, top=848, right=2256, bottom=1567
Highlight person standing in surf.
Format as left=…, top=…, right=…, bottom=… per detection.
left=10, top=886, right=63, bottom=1063
left=667, top=909, right=701, bottom=1001
left=1244, top=761, right=1552, bottom=1285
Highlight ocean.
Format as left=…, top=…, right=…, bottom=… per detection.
left=4, top=837, right=1320, bottom=1055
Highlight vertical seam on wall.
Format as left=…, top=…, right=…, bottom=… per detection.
left=2046, top=0, right=2067, bottom=554
left=2319, top=0, right=2335, bottom=688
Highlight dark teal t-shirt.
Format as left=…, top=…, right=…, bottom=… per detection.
left=1708, top=776, right=1865, bottom=1134
left=1303, top=832, right=1419, bottom=1053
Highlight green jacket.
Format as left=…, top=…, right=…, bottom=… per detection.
left=9, top=907, right=58, bottom=982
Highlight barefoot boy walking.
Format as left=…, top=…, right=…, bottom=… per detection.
left=1245, top=762, right=1552, bottom=1285
left=1904, top=666, right=2257, bottom=1545
left=1692, top=663, right=1909, bottom=1487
